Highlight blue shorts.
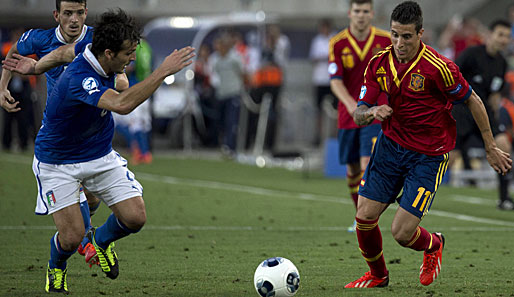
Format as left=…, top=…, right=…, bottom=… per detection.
left=338, top=124, right=381, bottom=165
left=358, top=132, right=449, bottom=219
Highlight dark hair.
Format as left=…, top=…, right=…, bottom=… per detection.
left=56, top=0, right=87, bottom=11
left=390, top=1, right=423, bottom=33
left=350, top=0, right=372, bottom=6
left=489, top=19, right=511, bottom=31
left=91, top=9, right=141, bottom=57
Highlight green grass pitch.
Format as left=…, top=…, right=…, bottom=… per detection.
left=0, top=152, right=513, bottom=296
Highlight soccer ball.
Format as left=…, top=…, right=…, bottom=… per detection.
left=253, top=257, right=300, bottom=297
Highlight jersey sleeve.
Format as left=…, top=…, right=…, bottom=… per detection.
left=16, top=29, right=42, bottom=56
left=357, top=61, right=382, bottom=107
left=70, top=73, right=110, bottom=107
left=437, top=59, right=472, bottom=105
left=74, top=40, right=90, bottom=56
left=328, top=38, right=343, bottom=79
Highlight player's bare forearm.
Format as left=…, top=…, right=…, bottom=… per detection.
left=0, top=43, right=17, bottom=89
left=34, top=43, right=76, bottom=74
left=98, top=46, right=195, bottom=115
left=465, top=90, right=513, bottom=174
left=353, top=105, right=374, bottom=126
left=330, top=79, right=357, bottom=116
left=465, top=91, right=496, bottom=150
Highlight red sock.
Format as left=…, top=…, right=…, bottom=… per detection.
left=347, top=172, right=363, bottom=208
left=355, top=217, right=388, bottom=277
left=403, top=226, right=441, bottom=253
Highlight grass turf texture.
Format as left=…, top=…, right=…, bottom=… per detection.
left=1, top=152, right=513, bottom=296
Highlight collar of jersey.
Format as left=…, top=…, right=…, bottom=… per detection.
left=84, top=44, right=109, bottom=78
left=55, top=25, right=88, bottom=44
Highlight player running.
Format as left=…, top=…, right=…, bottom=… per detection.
left=346, top=1, right=511, bottom=288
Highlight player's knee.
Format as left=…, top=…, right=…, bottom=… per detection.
left=58, top=232, right=83, bottom=251
left=391, top=226, right=411, bottom=246
left=123, top=209, right=147, bottom=231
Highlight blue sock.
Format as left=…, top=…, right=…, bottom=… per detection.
left=49, top=233, right=76, bottom=270
left=79, top=200, right=92, bottom=247
left=94, top=213, right=140, bottom=250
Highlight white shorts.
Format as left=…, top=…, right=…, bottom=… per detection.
left=33, top=150, right=143, bottom=215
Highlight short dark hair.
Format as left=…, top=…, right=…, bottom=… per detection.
left=56, top=0, right=87, bottom=11
left=390, top=1, right=423, bottom=33
left=91, top=9, right=141, bottom=57
left=350, top=0, right=372, bottom=6
left=489, top=19, right=511, bottom=31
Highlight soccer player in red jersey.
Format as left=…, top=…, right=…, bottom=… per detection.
left=346, top=1, right=512, bottom=288
left=329, top=0, right=391, bottom=232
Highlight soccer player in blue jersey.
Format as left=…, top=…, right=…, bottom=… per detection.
left=0, top=0, right=104, bottom=267
left=18, top=8, right=194, bottom=293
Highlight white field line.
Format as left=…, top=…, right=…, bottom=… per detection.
left=450, top=195, right=495, bottom=205
left=1, top=225, right=514, bottom=232
left=138, top=172, right=514, bottom=227
left=1, top=154, right=513, bottom=228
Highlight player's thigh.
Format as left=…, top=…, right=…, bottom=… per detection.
left=399, top=152, right=449, bottom=219
left=52, top=203, right=86, bottom=248
left=338, top=128, right=360, bottom=165
left=32, top=156, right=82, bottom=216
left=109, top=196, right=146, bottom=228
left=81, top=151, right=143, bottom=207
left=358, top=132, right=404, bottom=205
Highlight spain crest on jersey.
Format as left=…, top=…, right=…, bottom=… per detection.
left=409, top=73, right=425, bottom=91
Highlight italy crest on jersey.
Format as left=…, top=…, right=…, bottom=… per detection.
left=82, top=77, right=100, bottom=95
left=409, top=73, right=425, bottom=91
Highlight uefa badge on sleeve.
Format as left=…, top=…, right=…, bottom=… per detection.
left=46, top=191, right=56, bottom=206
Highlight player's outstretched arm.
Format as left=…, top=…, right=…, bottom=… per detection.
left=97, top=46, right=195, bottom=115
left=0, top=43, right=21, bottom=112
left=465, top=90, right=513, bottom=175
left=2, top=43, right=76, bottom=75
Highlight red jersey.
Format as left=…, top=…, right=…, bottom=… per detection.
left=329, top=26, right=391, bottom=129
left=358, top=42, right=472, bottom=155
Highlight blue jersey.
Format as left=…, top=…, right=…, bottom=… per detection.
left=17, top=25, right=93, bottom=99
left=35, top=44, right=115, bottom=164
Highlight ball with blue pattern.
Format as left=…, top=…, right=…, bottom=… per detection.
left=254, top=257, right=300, bottom=297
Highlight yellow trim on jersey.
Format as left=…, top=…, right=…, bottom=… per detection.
left=423, top=50, right=454, bottom=87
left=374, top=27, right=391, bottom=38
left=363, top=45, right=391, bottom=82
left=422, top=153, right=449, bottom=218
left=388, top=43, right=426, bottom=88
left=328, top=29, right=348, bottom=61
left=347, top=27, right=376, bottom=61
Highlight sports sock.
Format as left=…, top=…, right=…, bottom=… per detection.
left=355, top=217, right=388, bottom=277
left=49, top=233, right=76, bottom=270
left=94, top=213, right=141, bottom=250
left=402, top=226, right=441, bottom=253
left=79, top=200, right=92, bottom=233
left=347, top=172, right=363, bottom=208
left=498, top=173, right=509, bottom=203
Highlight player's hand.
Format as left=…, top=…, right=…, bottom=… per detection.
left=0, top=89, right=20, bottom=113
left=160, top=46, right=195, bottom=76
left=371, top=105, right=393, bottom=121
left=486, top=147, right=512, bottom=175
left=2, top=53, right=38, bottom=75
